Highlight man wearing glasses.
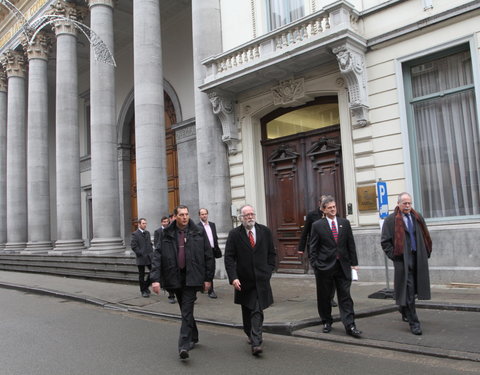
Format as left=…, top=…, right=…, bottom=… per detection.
left=224, top=205, right=276, bottom=356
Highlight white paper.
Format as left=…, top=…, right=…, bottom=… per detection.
left=351, top=268, right=359, bottom=281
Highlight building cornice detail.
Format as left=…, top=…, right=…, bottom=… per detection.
left=208, top=91, right=239, bottom=155
left=332, top=43, right=369, bottom=128
left=1, top=49, right=26, bottom=78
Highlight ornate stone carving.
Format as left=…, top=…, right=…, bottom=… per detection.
left=332, top=44, right=369, bottom=127
left=208, top=90, right=240, bottom=155
left=1, top=50, right=26, bottom=78
left=48, top=0, right=84, bottom=36
left=271, top=78, right=304, bottom=105
left=22, top=32, right=51, bottom=61
left=0, top=69, right=7, bottom=92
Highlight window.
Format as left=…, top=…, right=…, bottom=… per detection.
left=267, top=0, right=304, bottom=31
left=404, top=45, right=480, bottom=218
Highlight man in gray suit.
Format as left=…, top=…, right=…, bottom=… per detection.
left=131, top=218, right=153, bottom=298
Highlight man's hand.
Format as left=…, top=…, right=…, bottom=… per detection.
left=351, top=266, right=359, bottom=270
left=152, top=282, right=161, bottom=295
left=203, top=281, right=212, bottom=292
left=232, top=279, right=241, bottom=291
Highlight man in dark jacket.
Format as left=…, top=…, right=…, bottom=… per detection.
left=131, top=218, right=153, bottom=298
left=381, top=192, right=432, bottom=335
left=198, top=207, right=222, bottom=298
left=224, top=204, right=276, bottom=356
left=151, top=205, right=214, bottom=360
left=153, top=215, right=176, bottom=304
left=309, top=196, right=362, bottom=338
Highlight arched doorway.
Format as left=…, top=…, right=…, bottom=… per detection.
left=129, top=92, right=179, bottom=231
left=261, top=97, right=345, bottom=273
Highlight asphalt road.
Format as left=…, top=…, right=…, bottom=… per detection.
left=0, top=289, right=478, bottom=375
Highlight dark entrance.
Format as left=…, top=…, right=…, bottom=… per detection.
left=261, top=98, right=345, bottom=273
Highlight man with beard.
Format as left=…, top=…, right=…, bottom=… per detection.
left=224, top=205, right=276, bottom=356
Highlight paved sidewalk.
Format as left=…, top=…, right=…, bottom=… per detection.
left=0, top=271, right=479, bottom=362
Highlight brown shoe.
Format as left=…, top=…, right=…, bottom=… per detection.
left=251, top=346, right=263, bottom=356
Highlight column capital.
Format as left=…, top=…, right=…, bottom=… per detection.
left=22, top=32, right=52, bottom=61
left=48, top=0, right=84, bottom=37
left=88, top=0, right=115, bottom=9
left=332, top=43, right=369, bottom=128
left=0, top=69, right=7, bottom=92
left=1, top=50, right=26, bottom=79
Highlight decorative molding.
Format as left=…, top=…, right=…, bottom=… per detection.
left=88, top=0, right=115, bottom=8
left=1, top=49, right=26, bottom=78
left=267, top=144, right=300, bottom=178
left=332, top=44, right=369, bottom=127
left=250, top=0, right=256, bottom=39
left=47, top=0, right=84, bottom=36
left=22, top=31, right=51, bottom=61
left=271, top=78, right=305, bottom=105
left=208, top=91, right=240, bottom=155
left=0, top=68, right=7, bottom=91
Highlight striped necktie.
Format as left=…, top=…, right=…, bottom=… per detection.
left=331, top=220, right=338, bottom=243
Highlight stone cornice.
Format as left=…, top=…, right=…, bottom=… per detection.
left=1, top=50, right=26, bottom=79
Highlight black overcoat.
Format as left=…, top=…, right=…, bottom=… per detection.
left=224, top=223, right=276, bottom=310
left=150, top=219, right=214, bottom=289
left=381, top=212, right=431, bottom=305
left=131, top=229, right=153, bottom=266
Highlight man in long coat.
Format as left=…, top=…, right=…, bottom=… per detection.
left=224, top=204, right=276, bottom=356
left=131, top=218, right=153, bottom=297
left=381, top=192, right=432, bottom=335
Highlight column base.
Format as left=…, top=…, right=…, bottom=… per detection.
left=21, top=241, right=53, bottom=254
left=3, top=242, right=27, bottom=253
left=83, top=237, right=126, bottom=255
left=50, top=239, right=85, bottom=255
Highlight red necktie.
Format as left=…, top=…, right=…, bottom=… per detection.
left=331, top=221, right=338, bottom=243
left=177, top=230, right=186, bottom=269
left=248, top=230, right=255, bottom=247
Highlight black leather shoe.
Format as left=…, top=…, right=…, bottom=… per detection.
left=179, top=349, right=189, bottom=359
left=346, top=326, right=362, bottom=338
left=323, top=323, right=332, bottom=333
left=208, top=291, right=218, bottom=299
left=168, top=296, right=176, bottom=304
left=141, top=291, right=149, bottom=298
left=252, top=346, right=263, bottom=356
left=402, top=315, right=409, bottom=323
left=410, top=324, right=422, bottom=335
left=331, top=299, right=338, bottom=307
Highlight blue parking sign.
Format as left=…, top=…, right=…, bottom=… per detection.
left=377, top=181, right=389, bottom=219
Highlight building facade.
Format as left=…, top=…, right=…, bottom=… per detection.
left=0, top=0, right=478, bottom=283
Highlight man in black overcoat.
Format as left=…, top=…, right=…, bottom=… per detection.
left=131, top=218, right=153, bottom=298
left=153, top=216, right=176, bottom=304
left=224, top=204, right=276, bottom=356
left=198, top=208, right=222, bottom=298
left=381, top=192, right=432, bottom=335
left=309, top=196, right=362, bottom=338
left=151, top=205, right=214, bottom=360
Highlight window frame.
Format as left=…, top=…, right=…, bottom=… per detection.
left=401, top=41, right=480, bottom=222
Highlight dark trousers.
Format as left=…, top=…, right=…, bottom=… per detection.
left=174, top=271, right=199, bottom=351
left=241, top=300, right=264, bottom=347
left=402, top=250, right=420, bottom=326
left=314, top=261, right=355, bottom=329
left=137, top=264, right=152, bottom=292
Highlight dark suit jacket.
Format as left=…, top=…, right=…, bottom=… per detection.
left=153, top=226, right=166, bottom=250
left=224, top=223, right=276, bottom=310
left=309, top=217, right=358, bottom=280
left=197, top=221, right=221, bottom=257
left=298, top=208, right=324, bottom=253
left=131, top=229, right=153, bottom=266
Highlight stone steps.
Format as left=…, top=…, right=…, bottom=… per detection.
left=0, top=254, right=138, bottom=283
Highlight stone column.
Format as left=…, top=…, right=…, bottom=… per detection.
left=133, top=0, right=168, bottom=228
left=22, top=33, right=53, bottom=253
left=0, top=69, right=7, bottom=250
left=50, top=1, right=85, bottom=253
left=1, top=50, right=27, bottom=252
left=192, top=0, right=232, bottom=233
left=84, top=0, right=124, bottom=254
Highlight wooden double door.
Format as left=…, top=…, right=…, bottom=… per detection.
left=262, top=126, right=345, bottom=273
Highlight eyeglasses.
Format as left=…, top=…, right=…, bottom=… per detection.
left=241, top=213, right=256, bottom=218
